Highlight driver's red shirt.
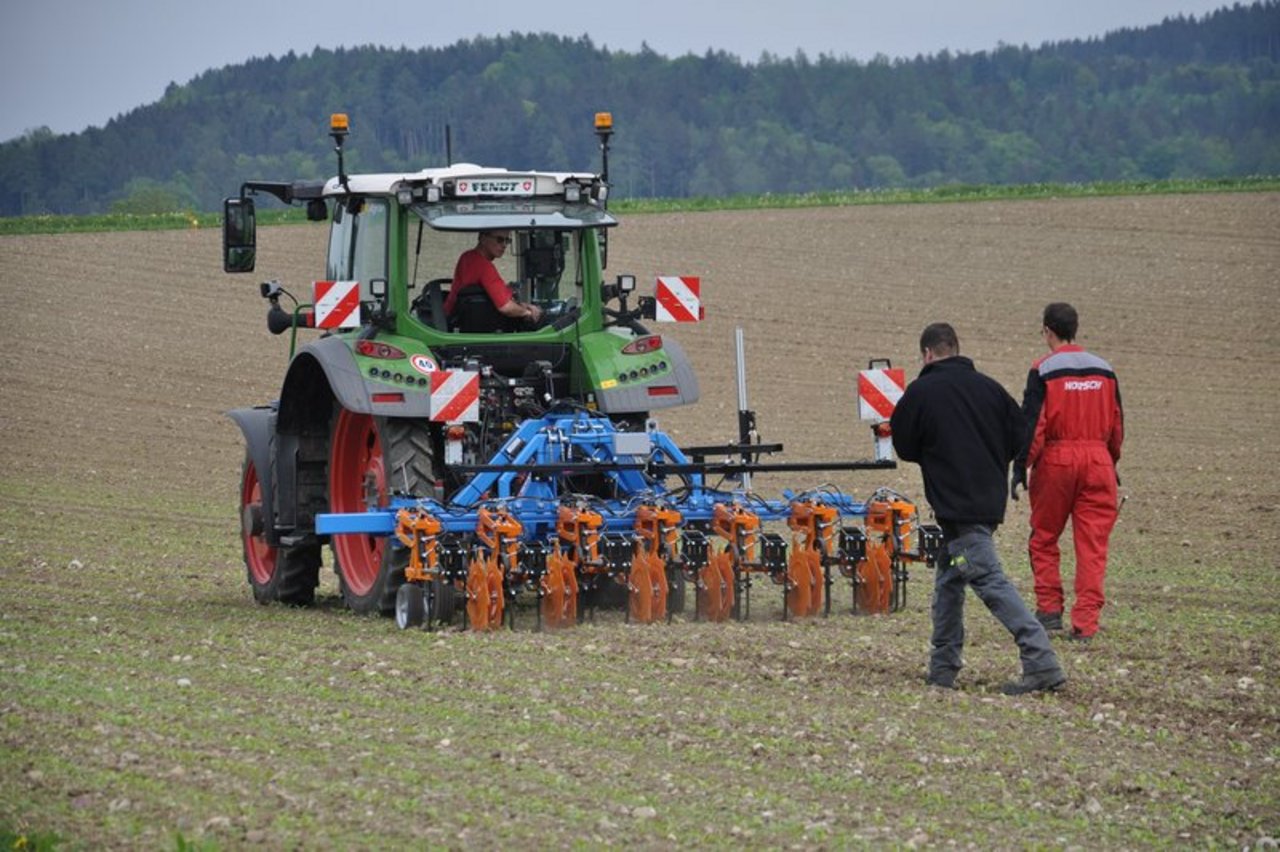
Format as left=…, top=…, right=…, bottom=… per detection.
left=443, top=249, right=512, bottom=315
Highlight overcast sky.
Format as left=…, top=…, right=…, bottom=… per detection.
left=0, top=0, right=1232, bottom=143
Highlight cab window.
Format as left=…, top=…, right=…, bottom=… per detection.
left=408, top=227, right=583, bottom=331
left=326, top=198, right=388, bottom=301
left=521, top=230, right=581, bottom=305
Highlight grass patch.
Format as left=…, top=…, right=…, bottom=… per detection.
left=1, top=478, right=1277, bottom=847
left=0, top=829, right=63, bottom=851
left=0, top=208, right=305, bottom=236
left=617, top=175, right=1280, bottom=214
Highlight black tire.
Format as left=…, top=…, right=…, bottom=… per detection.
left=429, top=576, right=458, bottom=625
left=329, top=412, right=441, bottom=615
left=395, top=582, right=426, bottom=629
left=667, top=567, right=687, bottom=616
left=240, top=454, right=320, bottom=606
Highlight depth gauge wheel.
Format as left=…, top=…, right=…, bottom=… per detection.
left=395, top=582, right=427, bottom=629
left=666, top=567, right=686, bottom=617
left=329, top=411, right=440, bottom=615
left=239, top=454, right=319, bottom=605
left=429, top=576, right=458, bottom=625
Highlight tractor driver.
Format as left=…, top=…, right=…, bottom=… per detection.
left=443, top=230, right=543, bottom=333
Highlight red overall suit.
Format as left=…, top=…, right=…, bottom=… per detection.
left=1018, top=345, right=1124, bottom=637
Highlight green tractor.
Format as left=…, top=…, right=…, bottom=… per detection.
left=224, top=113, right=699, bottom=615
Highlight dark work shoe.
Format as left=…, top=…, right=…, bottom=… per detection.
left=1001, top=668, right=1067, bottom=696
left=1036, top=610, right=1064, bottom=631
left=925, top=672, right=957, bottom=690
left=1066, top=629, right=1094, bottom=644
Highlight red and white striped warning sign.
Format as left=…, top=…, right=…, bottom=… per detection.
left=654, top=276, right=702, bottom=323
left=313, top=280, right=361, bottom=328
left=429, top=371, right=480, bottom=423
left=857, top=368, right=906, bottom=421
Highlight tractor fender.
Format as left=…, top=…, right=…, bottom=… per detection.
left=596, top=335, right=701, bottom=413
left=277, top=336, right=432, bottom=433
left=227, top=404, right=279, bottom=544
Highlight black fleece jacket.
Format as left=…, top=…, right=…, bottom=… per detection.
left=889, top=355, right=1024, bottom=526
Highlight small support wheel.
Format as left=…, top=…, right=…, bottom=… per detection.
left=666, top=566, right=687, bottom=619
left=395, top=582, right=426, bottom=629
left=428, top=576, right=456, bottom=626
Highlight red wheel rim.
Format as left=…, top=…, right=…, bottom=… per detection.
left=330, top=410, right=386, bottom=596
left=241, top=460, right=277, bottom=585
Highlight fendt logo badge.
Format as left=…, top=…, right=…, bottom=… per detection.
left=455, top=179, right=534, bottom=197
left=1064, top=379, right=1104, bottom=391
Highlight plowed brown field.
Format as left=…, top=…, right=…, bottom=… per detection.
left=1, top=193, right=1277, bottom=847
left=4, top=194, right=1277, bottom=552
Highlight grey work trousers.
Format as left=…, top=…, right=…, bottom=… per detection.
left=930, top=524, right=1060, bottom=680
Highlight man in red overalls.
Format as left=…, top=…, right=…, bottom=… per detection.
left=1013, top=303, right=1124, bottom=642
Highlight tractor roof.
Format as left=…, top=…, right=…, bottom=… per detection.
left=324, top=164, right=617, bottom=230
left=322, top=164, right=602, bottom=198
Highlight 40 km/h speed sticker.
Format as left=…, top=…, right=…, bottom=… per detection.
left=409, top=354, right=438, bottom=375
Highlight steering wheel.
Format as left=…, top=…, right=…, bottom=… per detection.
left=536, top=297, right=579, bottom=329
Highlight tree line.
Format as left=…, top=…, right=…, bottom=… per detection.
left=1, top=1, right=1276, bottom=216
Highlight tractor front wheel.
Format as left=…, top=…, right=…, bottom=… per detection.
left=329, top=411, right=438, bottom=614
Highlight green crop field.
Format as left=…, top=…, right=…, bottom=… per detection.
left=0, top=177, right=1277, bottom=235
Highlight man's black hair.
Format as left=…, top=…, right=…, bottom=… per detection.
left=920, top=322, right=959, bottom=357
left=1043, top=302, right=1078, bottom=341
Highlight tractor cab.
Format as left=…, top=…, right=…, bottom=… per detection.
left=394, top=166, right=614, bottom=335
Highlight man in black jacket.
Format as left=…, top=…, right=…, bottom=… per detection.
left=890, top=322, right=1065, bottom=695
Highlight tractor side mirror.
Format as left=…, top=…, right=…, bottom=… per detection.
left=223, top=197, right=257, bottom=273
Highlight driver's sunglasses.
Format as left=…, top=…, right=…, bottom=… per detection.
left=487, top=234, right=512, bottom=245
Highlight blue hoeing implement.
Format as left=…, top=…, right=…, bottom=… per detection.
left=316, top=408, right=944, bottom=631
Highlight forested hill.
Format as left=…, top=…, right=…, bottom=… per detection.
left=2, top=1, right=1277, bottom=216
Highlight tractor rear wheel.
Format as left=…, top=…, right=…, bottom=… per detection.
left=239, top=455, right=319, bottom=605
left=329, top=411, right=439, bottom=615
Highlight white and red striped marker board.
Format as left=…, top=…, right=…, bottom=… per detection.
left=654, top=276, right=703, bottom=323
left=857, top=367, right=906, bottom=421
left=429, top=371, right=480, bottom=423
left=313, top=280, right=361, bottom=328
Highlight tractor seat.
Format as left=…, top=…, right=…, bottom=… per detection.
left=413, top=278, right=452, bottom=331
